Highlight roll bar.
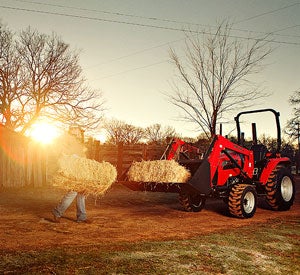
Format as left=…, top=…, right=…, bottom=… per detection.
left=234, top=108, right=281, bottom=152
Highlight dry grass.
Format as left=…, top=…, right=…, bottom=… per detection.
left=52, top=154, right=117, bottom=196
left=127, top=160, right=191, bottom=183
left=1, top=218, right=299, bottom=274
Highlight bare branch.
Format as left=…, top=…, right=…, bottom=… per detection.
left=168, top=20, right=273, bottom=138
left=144, top=123, right=177, bottom=144
left=104, top=119, right=145, bottom=145
left=0, top=24, right=105, bottom=134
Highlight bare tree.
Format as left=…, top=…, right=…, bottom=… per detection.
left=0, top=25, right=104, bottom=133
left=122, top=123, right=145, bottom=144
left=144, top=123, right=176, bottom=144
left=0, top=24, right=25, bottom=129
left=285, top=89, right=300, bottom=141
left=168, top=21, right=272, bottom=139
left=104, top=119, right=145, bottom=144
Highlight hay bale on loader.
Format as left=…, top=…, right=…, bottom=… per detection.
left=127, top=159, right=191, bottom=183
left=53, top=154, right=117, bottom=196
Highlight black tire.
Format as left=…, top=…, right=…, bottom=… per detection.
left=265, top=166, right=295, bottom=211
left=228, top=184, right=257, bottom=218
left=179, top=192, right=206, bottom=212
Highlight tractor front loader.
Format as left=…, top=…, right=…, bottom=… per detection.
left=120, top=109, right=295, bottom=218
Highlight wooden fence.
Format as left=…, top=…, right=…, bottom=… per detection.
left=0, top=127, right=207, bottom=188
left=0, top=125, right=46, bottom=188
left=0, top=127, right=167, bottom=188
left=86, top=141, right=166, bottom=179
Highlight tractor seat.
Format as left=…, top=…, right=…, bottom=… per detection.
left=251, top=144, right=268, bottom=164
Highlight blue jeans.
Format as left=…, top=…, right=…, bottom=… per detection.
left=53, top=191, right=87, bottom=221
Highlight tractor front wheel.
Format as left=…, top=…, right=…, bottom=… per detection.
left=179, top=192, right=206, bottom=212
left=228, top=184, right=257, bottom=218
left=265, top=166, right=295, bottom=211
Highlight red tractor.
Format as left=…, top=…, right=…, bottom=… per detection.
left=121, top=109, right=295, bottom=218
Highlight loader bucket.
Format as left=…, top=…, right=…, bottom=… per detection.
left=184, top=158, right=211, bottom=196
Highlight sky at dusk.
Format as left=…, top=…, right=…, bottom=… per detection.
left=0, top=0, right=299, bottom=140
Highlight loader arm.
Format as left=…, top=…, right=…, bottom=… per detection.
left=187, top=135, right=254, bottom=195
left=165, top=138, right=200, bottom=160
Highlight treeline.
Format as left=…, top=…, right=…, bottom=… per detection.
left=101, top=119, right=295, bottom=145
left=95, top=119, right=298, bottom=164
left=102, top=121, right=180, bottom=145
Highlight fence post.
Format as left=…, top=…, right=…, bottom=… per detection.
left=117, top=143, right=124, bottom=179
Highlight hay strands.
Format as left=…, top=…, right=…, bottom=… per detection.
left=119, top=180, right=184, bottom=193
left=127, top=159, right=191, bottom=184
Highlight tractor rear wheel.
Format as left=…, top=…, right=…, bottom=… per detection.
left=179, top=192, right=206, bottom=212
left=228, top=184, right=257, bottom=218
left=265, top=166, right=295, bottom=211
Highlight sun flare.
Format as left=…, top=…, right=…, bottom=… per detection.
left=28, top=122, right=60, bottom=144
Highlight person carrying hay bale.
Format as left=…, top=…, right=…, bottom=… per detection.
left=52, top=154, right=117, bottom=223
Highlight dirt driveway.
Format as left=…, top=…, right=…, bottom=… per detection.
left=0, top=179, right=299, bottom=251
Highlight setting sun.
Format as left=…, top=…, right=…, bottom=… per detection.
left=28, top=122, right=60, bottom=144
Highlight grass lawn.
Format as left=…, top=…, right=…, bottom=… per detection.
left=1, top=216, right=299, bottom=274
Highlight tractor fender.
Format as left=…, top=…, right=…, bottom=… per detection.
left=259, top=157, right=291, bottom=184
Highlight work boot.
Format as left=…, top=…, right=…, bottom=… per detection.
left=52, top=214, right=61, bottom=223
